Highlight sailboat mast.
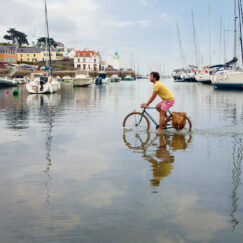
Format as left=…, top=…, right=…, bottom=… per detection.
left=219, top=17, right=223, bottom=63
left=176, top=23, right=186, bottom=67
left=238, top=0, right=243, bottom=66
left=209, top=4, right=212, bottom=64
left=234, top=0, right=238, bottom=69
left=45, top=0, right=53, bottom=77
left=224, top=29, right=227, bottom=62
left=44, top=0, right=48, bottom=67
left=191, top=10, right=198, bottom=67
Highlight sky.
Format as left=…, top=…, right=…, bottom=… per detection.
left=0, top=0, right=237, bottom=74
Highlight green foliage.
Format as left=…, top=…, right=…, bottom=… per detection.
left=3, top=28, right=29, bottom=46
left=37, top=37, right=58, bottom=48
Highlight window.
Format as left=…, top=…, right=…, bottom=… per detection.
left=94, top=59, right=96, bottom=63
left=83, top=53, right=86, bottom=57
left=34, top=54, right=36, bottom=57
left=83, top=58, right=85, bottom=62
left=21, top=58, right=23, bottom=62
left=21, top=54, right=22, bottom=57
left=83, top=64, right=86, bottom=70
left=78, top=53, right=80, bottom=57
left=78, top=58, right=80, bottom=62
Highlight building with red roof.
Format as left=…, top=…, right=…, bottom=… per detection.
left=74, top=49, right=104, bottom=71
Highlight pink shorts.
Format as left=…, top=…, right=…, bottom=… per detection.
left=159, top=99, right=175, bottom=112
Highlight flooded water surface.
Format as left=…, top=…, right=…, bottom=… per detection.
left=0, top=80, right=243, bottom=243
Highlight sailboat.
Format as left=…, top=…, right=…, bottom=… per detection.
left=26, top=0, right=60, bottom=94
left=212, top=0, right=243, bottom=90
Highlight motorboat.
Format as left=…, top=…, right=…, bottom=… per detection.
left=172, top=66, right=198, bottom=82
left=95, top=73, right=111, bottom=85
left=136, top=75, right=146, bottom=79
left=195, top=65, right=225, bottom=84
left=195, top=71, right=211, bottom=84
left=63, top=75, right=73, bottom=83
left=123, top=75, right=135, bottom=81
left=55, top=76, right=63, bottom=82
left=0, top=77, right=19, bottom=87
left=111, top=74, right=121, bottom=82
left=72, top=71, right=92, bottom=87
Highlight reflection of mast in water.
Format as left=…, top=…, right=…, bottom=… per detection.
left=39, top=96, right=54, bottom=206
left=44, top=116, right=53, bottom=206
left=231, top=138, right=243, bottom=230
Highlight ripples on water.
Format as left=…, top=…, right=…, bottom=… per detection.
left=0, top=80, right=243, bottom=242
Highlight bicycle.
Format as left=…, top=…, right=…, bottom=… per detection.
left=123, top=107, right=192, bottom=132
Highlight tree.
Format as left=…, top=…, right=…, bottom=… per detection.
left=3, top=28, right=29, bottom=46
left=37, top=37, right=58, bottom=48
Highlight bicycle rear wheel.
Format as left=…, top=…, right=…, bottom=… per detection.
left=164, top=116, right=192, bottom=132
left=123, top=112, right=150, bottom=131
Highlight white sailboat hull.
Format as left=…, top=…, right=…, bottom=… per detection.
left=26, top=80, right=60, bottom=94
left=212, top=70, right=243, bottom=89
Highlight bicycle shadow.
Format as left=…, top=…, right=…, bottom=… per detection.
left=123, top=130, right=192, bottom=192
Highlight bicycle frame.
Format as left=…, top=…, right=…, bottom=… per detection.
left=137, top=107, right=173, bottom=130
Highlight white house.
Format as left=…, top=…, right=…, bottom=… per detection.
left=74, top=50, right=102, bottom=71
left=63, top=48, right=76, bottom=59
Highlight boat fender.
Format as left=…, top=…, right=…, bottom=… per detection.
left=13, top=89, right=19, bottom=96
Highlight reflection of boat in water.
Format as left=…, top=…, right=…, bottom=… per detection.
left=26, top=92, right=61, bottom=107
left=123, top=130, right=192, bottom=190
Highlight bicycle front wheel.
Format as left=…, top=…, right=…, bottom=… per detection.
left=123, top=112, right=150, bottom=131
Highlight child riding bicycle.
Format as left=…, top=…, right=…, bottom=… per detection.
left=141, top=72, right=175, bottom=133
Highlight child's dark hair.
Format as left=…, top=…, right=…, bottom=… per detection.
left=150, top=72, right=160, bottom=81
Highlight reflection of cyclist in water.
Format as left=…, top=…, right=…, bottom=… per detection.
left=148, top=134, right=174, bottom=187
left=123, top=131, right=192, bottom=190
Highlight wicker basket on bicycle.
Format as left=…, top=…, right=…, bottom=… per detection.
left=171, top=112, right=186, bottom=130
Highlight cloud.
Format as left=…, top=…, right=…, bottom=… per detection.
left=159, top=13, right=171, bottom=22
left=0, top=0, right=150, bottom=47
left=152, top=191, right=229, bottom=242
left=82, top=183, right=123, bottom=208
left=139, top=0, right=149, bottom=6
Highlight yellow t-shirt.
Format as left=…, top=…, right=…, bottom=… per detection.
left=153, top=82, right=175, bottom=100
